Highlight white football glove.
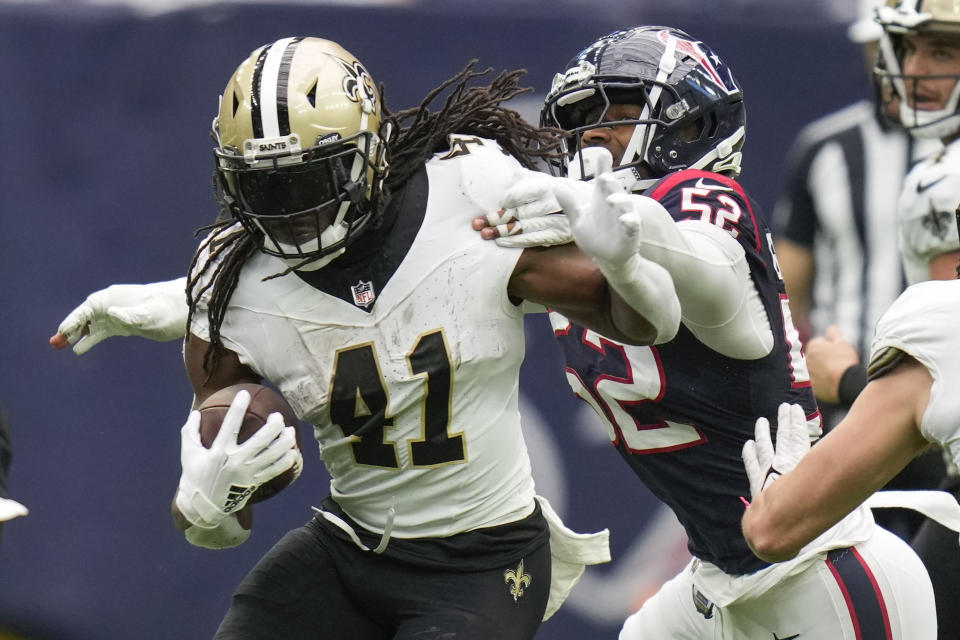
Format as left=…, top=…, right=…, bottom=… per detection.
left=174, top=389, right=301, bottom=529
left=487, top=149, right=614, bottom=249
left=488, top=172, right=575, bottom=248
left=557, top=172, right=637, bottom=269
left=554, top=170, right=681, bottom=344
left=0, top=497, right=28, bottom=522
left=52, top=277, right=189, bottom=355
left=742, top=403, right=811, bottom=498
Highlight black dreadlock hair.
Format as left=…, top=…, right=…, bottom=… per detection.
left=186, top=60, right=564, bottom=379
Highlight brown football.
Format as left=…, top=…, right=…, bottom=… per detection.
left=197, top=382, right=303, bottom=520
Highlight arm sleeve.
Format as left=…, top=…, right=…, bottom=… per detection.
left=629, top=195, right=774, bottom=359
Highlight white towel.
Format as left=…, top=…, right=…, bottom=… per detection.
left=536, top=495, right=611, bottom=621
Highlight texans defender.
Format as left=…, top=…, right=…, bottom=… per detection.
left=483, top=27, right=935, bottom=639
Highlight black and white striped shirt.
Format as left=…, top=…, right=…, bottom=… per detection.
left=773, top=99, right=938, bottom=357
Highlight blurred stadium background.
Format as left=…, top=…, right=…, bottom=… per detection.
left=0, top=1, right=866, bottom=637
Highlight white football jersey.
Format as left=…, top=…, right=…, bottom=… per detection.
left=898, top=138, right=960, bottom=285
left=869, top=279, right=960, bottom=469
left=190, top=136, right=540, bottom=538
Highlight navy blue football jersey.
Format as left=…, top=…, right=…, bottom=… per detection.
left=552, top=169, right=819, bottom=575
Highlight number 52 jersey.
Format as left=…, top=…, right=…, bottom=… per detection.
left=552, top=169, right=819, bottom=576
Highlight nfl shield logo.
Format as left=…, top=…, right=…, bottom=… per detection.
left=351, top=280, right=376, bottom=307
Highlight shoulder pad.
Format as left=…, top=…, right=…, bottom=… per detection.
left=191, top=223, right=244, bottom=271
left=866, top=347, right=906, bottom=381
left=910, top=161, right=960, bottom=213
left=899, top=164, right=960, bottom=261
left=869, top=280, right=960, bottom=368
left=645, top=169, right=763, bottom=251
left=435, top=135, right=524, bottom=212
left=189, top=223, right=248, bottom=298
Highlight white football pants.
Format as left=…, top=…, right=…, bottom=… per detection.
left=619, top=526, right=935, bottom=639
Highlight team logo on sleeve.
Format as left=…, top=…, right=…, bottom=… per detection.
left=504, top=559, right=532, bottom=602
left=921, top=205, right=954, bottom=240
left=351, top=280, right=376, bottom=307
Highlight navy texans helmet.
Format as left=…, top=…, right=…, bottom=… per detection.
left=541, top=26, right=746, bottom=191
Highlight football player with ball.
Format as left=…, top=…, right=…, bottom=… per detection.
left=53, top=35, right=678, bottom=639
left=55, top=25, right=939, bottom=640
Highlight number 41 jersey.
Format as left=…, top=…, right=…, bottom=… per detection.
left=190, top=137, right=537, bottom=541
left=552, top=169, right=818, bottom=576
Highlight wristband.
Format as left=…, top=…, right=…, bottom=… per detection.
left=837, top=363, right=868, bottom=409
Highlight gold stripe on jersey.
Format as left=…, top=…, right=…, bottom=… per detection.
left=867, top=346, right=907, bottom=381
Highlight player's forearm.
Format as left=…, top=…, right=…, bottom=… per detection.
left=744, top=373, right=931, bottom=562
left=601, top=253, right=681, bottom=345
left=741, top=442, right=868, bottom=563
left=742, top=472, right=835, bottom=562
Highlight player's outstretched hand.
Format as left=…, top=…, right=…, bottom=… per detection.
left=471, top=148, right=614, bottom=248
left=742, top=403, right=810, bottom=498
left=555, top=169, right=638, bottom=269
left=472, top=173, right=575, bottom=247
left=49, top=278, right=189, bottom=355
left=0, top=497, right=28, bottom=522
left=175, top=390, right=299, bottom=530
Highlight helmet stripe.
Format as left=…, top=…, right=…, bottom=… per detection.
left=255, top=37, right=298, bottom=139
left=250, top=46, right=270, bottom=139
left=621, top=35, right=677, bottom=166
left=275, top=38, right=302, bottom=137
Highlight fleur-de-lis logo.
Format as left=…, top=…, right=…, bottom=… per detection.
left=504, top=559, right=532, bottom=603
left=921, top=203, right=954, bottom=240
left=336, top=58, right=377, bottom=110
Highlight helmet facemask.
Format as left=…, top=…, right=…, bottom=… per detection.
left=215, top=129, right=386, bottom=270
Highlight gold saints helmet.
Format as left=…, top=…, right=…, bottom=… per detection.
left=213, top=37, right=389, bottom=270
left=875, top=0, right=960, bottom=138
